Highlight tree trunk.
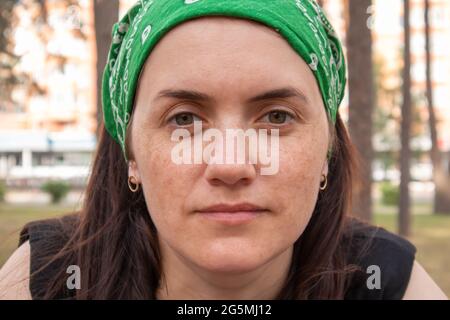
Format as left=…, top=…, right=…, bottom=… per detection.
left=94, top=0, right=120, bottom=137
left=0, top=0, right=19, bottom=108
left=425, top=0, right=450, bottom=214
left=399, top=0, right=412, bottom=236
left=347, top=0, right=374, bottom=222
left=37, top=0, right=48, bottom=23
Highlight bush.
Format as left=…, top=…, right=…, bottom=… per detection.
left=380, top=182, right=399, bottom=206
left=41, top=180, right=71, bottom=204
left=0, top=180, right=5, bottom=202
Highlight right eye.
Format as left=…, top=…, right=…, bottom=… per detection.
left=168, top=112, right=201, bottom=126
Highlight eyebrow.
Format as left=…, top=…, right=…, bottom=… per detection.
left=154, top=86, right=310, bottom=105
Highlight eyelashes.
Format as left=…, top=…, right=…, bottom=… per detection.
left=167, top=108, right=296, bottom=128
left=259, top=110, right=295, bottom=125
left=168, top=112, right=202, bottom=126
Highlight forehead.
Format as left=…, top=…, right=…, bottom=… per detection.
left=137, top=16, right=321, bottom=104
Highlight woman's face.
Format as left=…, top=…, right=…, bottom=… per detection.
left=129, top=17, right=330, bottom=274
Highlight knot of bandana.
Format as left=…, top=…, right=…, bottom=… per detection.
left=102, top=0, right=347, bottom=160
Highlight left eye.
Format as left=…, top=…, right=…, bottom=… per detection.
left=260, top=110, right=294, bottom=124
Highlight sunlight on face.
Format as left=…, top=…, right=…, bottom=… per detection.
left=129, top=17, right=330, bottom=274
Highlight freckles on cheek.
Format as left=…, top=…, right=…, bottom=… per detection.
left=271, top=140, right=322, bottom=220
left=139, top=142, right=177, bottom=192
left=134, top=131, right=172, bottom=170
left=135, top=136, right=196, bottom=224
left=278, top=140, right=320, bottom=185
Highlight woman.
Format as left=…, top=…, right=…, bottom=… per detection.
left=0, top=0, right=446, bottom=299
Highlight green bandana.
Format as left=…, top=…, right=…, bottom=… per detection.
left=102, top=0, right=346, bottom=160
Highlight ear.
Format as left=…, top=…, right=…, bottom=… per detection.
left=128, top=160, right=141, bottom=183
left=321, top=160, right=329, bottom=177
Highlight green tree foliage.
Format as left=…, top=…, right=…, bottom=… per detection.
left=41, top=180, right=70, bottom=204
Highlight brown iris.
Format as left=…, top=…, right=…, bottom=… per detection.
left=174, top=113, right=195, bottom=126
left=268, top=111, right=288, bottom=124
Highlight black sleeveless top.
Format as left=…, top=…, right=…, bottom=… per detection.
left=18, top=215, right=416, bottom=300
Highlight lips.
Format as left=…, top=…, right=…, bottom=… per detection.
left=197, top=202, right=267, bottom=213
left=196, top=202, right=267, bottom=225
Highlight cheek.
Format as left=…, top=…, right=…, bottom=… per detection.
left=133, top=132, right=199, bottom=231
left=271, top=134, right=326, bottom=232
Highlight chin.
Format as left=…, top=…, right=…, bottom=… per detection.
left=195, top=246, right=270, bottom=274
left=202, top=260, right=263, bottom=274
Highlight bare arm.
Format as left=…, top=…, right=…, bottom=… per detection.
left=0, top=241, right=32, bottom=300
left=402, top=260, right=447, bottom=300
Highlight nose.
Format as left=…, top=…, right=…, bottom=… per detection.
left=204, top=162, right=257, bottom=187
left=201, top=120, right=258, bottom=187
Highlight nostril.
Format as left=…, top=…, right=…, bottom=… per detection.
left=209, top=176, right=252, bottom=187
left=205, top=163, right=257, bottom=187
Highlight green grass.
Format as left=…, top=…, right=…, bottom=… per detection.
left=373, top=212, right=450, bottom=298
left=0, top=203, right=79, bottom=266
left=0, top=202, right=449, bottom=298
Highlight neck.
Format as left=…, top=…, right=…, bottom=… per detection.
left=156, top=242, right=293, bottom=300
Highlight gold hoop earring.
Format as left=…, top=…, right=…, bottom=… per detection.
left=320, top=174, right=328, bottom=191
left=128, top=176, right=140, bottom=193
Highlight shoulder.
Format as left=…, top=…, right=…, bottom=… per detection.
left=16, top=214, right=79, bottom=299
left=18, top=214, right=79, bottom=248
left=344, top=218, right=417, bottom=299
left=402, top=260, right=447, bottom=300
left=0, top=240, right=32, bottom=299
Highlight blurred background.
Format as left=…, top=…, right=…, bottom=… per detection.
left=0, top=0, right=449, bottom=296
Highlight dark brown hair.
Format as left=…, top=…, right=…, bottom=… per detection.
left=31, top=111, right=363, bottom=299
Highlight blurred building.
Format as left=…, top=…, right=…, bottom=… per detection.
left=0, top=130, right=94, bottom=187
left=0, top=0, right=96, bottom=185
left=1, top=0, right=97, bottom=132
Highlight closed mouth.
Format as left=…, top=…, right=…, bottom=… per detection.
left=197, top=202, right=267, bottom=213
left=196, top=202, right=268, bottom=225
